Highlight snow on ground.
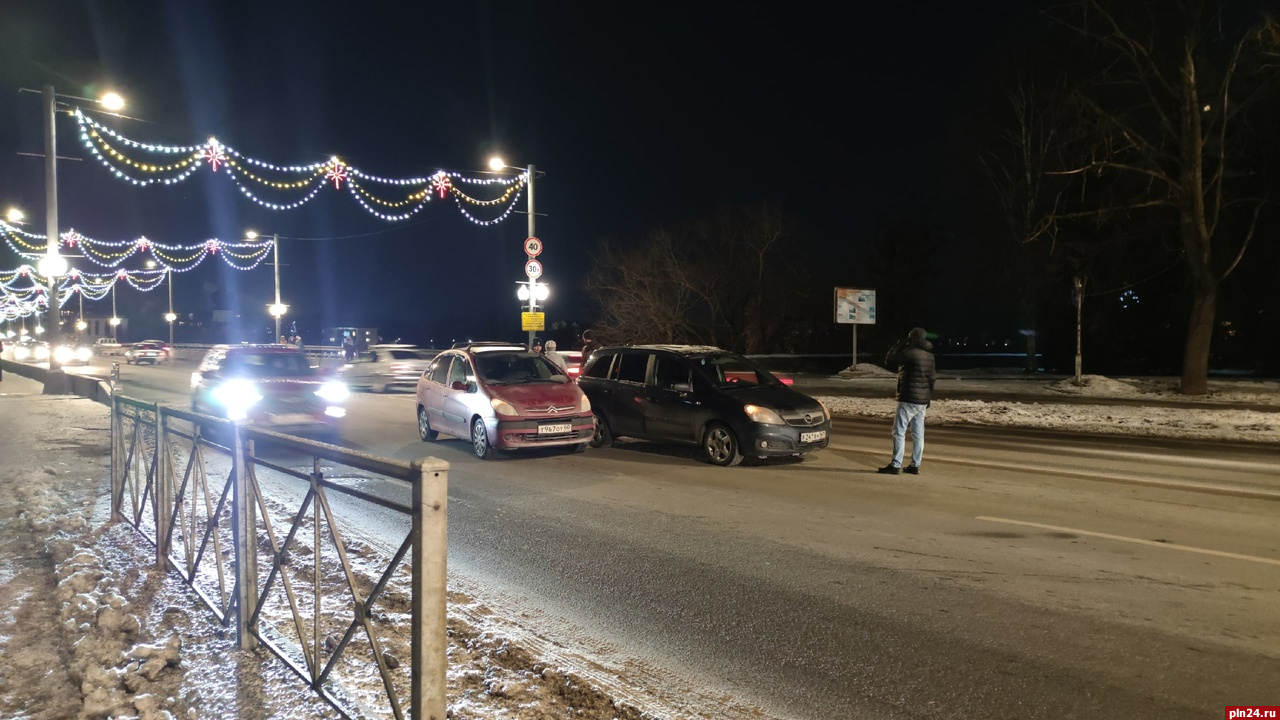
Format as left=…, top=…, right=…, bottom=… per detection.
left=817, top=373, right=1280, bottom=443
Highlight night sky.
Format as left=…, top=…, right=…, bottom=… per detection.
left=0, top=1, right=1126, bottom=347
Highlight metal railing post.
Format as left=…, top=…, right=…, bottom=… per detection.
left=154, top=403, right=170, bottom=568
left=110, top=394, right=121, bottom=520
left=410, top=458, right=449, bottom=719
left=232, top=421, right=258, bottom=649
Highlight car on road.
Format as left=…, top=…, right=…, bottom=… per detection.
left=137, top=339, right=172, bottom=362
left=53, top=342, right=93, bottom=366
left=124, top=341, right=168, bottom=365
left=560, top=350, right=584, bottom=380
left=340, top=344, right=436, bottom=393
left=191, top=344, right=348, bottom=440
left=10, top=338, right=50, bottom=363
left=579, top=345, right=831, bottom=466
left=415, top=342, right=593, bottom=459
left=93, top=338, right=124, bottom=356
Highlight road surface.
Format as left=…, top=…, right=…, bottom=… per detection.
left=61, top=359, right=1280, bottom=718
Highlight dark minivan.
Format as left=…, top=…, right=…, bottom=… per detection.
left=579, top=345, right=831, bottom=466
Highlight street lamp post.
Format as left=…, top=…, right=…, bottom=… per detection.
left=165, top=268, right=176, bottom=349
left=40, top=86, right=68, bottom=389
left=110, top=282, right=121, bottom=339
left=489, top=158, right=539, bottom=349
left=249, top=231, right=286, bottom=341
left=76, top=290, right=85, bottom=340
left=19, top=85, right=124, bottom=392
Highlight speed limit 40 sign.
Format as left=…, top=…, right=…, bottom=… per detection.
left=524, top=237, right=542, bottom=257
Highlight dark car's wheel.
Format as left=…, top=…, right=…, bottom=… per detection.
left=703, top=422, right=744, bottom=467
left=417, top=406, right=438, bottom=441
left=589, top=412, right=614, bottom=448
left=470, top=417, right=492, bottom=459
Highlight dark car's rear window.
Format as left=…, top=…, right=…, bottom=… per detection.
left=224, top=352, right=312, bottom=378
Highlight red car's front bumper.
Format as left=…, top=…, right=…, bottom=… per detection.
left=492, top=414, right=593, bottom=449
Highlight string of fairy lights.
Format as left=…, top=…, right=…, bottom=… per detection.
left=3, top=106, right=532, bottom=325
left=1, top=220, right=273, bottom=272
left=74, top=109, right=528, bottom=223
left=0, top=219, right=274, bottom=321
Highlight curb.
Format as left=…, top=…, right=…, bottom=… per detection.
left=0, top=359, right=114, bottom=407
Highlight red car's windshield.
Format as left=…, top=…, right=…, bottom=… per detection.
left=474, top=351, right=567, bottom=385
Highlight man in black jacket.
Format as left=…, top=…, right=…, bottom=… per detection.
left=878, top=327, right=936, bottom=475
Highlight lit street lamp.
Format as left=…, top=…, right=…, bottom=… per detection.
left=247, top=230, right=285, bottom=340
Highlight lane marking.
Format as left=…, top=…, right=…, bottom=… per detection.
left=975, top=516, right=1280, bottom=567
left=826, top=442, right=1280, bottom=502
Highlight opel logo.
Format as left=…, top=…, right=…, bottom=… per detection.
left=804, top=413, right=813, bottom=423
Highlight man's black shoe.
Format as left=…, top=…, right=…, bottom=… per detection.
left=903, top=465, right=920, bottom=475
left=877, top=464, right=901, bottom=475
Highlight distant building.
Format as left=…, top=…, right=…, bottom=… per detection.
left=323, top=326, right=378, bottom=351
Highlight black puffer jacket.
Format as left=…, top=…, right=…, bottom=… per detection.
left=886, top=336, right=936, bottom=405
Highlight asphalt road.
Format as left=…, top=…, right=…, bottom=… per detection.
left=66, top=359, right=1280, bottom=718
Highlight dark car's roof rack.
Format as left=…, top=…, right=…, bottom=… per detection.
left=449, top=341, right=528, bottom=350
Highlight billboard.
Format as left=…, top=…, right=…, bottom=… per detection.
left=834, top=287, right=876, bottom=325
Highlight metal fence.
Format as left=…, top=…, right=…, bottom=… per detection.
left=109, top=394, right=448, bottom=719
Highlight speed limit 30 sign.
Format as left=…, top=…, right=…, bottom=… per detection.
left=525, top=258, right=543, bottom=279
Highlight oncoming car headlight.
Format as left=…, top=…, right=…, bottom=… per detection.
left=744, top=404, right=785, bottom=425
left=54, top=345, right=73, bottom=364
left=75, top=346, right=92, bottom=362
left=34, top=345, right=50, bottom=361
left=491, top=398, right=518, bottom=416
left=14, top=346, right=30, bottom=361
left=315, top=381, right=349, bottom=403
left=211, top=379, right=263, bottom=421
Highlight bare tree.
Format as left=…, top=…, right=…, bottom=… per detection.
left=1045, top=0, right=1279, bottom=394
left=584, top=204, right=808, bottom=353
left=583, top=230, right=703, bottom=345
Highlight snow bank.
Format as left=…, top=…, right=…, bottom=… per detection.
left=14, top=470, right=185, bottom=720
left=817, top=395, right=1280, bottom=443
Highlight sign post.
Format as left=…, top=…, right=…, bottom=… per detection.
left=523, top=231, right=541, bottom=349
left=833, top=287, right=876, bottom=371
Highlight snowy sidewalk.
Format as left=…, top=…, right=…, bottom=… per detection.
left=0, top=377, right=663, bottom=720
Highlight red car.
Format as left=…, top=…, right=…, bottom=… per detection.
left=191, top=344, right=348, bottom=440
left=415, top=343, right=593, bottom=459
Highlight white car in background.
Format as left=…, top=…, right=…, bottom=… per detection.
left=94, top=338, right=124, bottom=356
left=340, top=345, right=436, bottom=393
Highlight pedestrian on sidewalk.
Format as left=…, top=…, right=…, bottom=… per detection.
left=878, top=327, right=936, bottom=475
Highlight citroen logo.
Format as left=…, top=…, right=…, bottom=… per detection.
left=546, top=406, right=559, bottom=414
